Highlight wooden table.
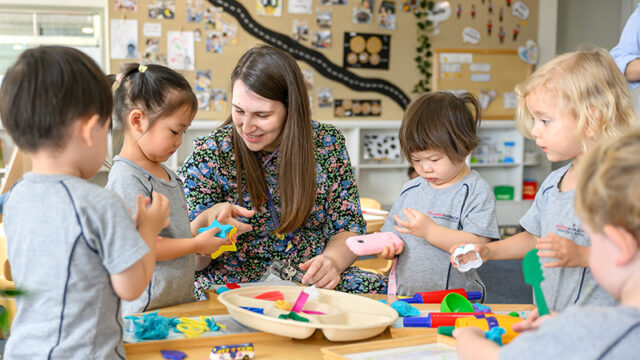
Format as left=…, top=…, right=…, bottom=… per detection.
left=124, top=291, right=534, bottom=359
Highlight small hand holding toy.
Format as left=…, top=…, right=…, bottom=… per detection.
left=393, top=208, right=436, bottom=240
left=346, top=232, right=404, bottom=256
left=452, top=244, right=484, bottom=272
left=523, top=249, right=549, bottom=316
left=198, top=220, right=237, bottom=259
left=535, top=233, right=589, bottom=268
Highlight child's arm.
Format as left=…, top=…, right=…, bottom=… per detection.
left=110, top=193, right=170, bottom=300
left=453, top=327, right=501, bottom=360
left=450, top=231, right=538, bottom=268
left=393, top=208, right=491, bottom=252
left=535, top=233, right=590, bottom=268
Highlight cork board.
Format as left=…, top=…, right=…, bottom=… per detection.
left=433, top=48, right=533, bottom=120
left=107, top=0, right=538, bottom=121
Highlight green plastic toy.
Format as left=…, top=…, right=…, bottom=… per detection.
left=440, top=292, right=474, bottom=313
left=523, top=249, right=549, bottom=316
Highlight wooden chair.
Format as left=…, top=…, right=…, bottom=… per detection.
left=354, top=197, right=393, bottom=276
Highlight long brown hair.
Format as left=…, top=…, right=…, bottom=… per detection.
left=223, top=45, right=316, bottom=233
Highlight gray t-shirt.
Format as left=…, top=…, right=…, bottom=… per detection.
left=3, top=173, right=149, bottom=359
left=500, top=306, right=640, bottom=359
left=107, top=156, right=195, bottom=315
left=381, top=171, right=500, bottom=297
left=520, top=163, right=616, bottom=310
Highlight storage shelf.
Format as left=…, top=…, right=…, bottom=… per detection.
left=470, top=162, right=520, bottom=168
left=358, top=163, right=408, bottom=169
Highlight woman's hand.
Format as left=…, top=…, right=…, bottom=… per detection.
left=393, top=208, right=435, bottom=240
left=299, top=255, right=340, bottom=289
left=207, top=202, right=255, bottom=235
left=536, top=233, right=590, bottom=268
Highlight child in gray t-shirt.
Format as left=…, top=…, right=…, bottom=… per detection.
left=380, top=92, right=499, bottom=297
left=455, top=129, right=640, bottom=360
left=452, top=49, right=636, bottom=311
left=107, top=64, right=254, bottom=314
left=0, top=46, right=169, bottom=358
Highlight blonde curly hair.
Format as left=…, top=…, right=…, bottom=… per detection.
left=515, top=47, right=638, bottom=143
left=576, top=130, right=640, bottom=243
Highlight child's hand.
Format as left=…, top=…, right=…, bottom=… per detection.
left=379, top=241, right=404, bottom=260
left=453, top=326, right=500, bottom=359
left=134, top=192, right=170, bottom=238
left=194, top=226, right=231, bottom=254
left=393, top=208, right=435, bottom=240
left=449, top=243, right=490, bottom=268
left=511, top=308, right=556, bottom=333
left=535, top=233, right=589, bottom=268
left=207, top=202, right=255, bottom=235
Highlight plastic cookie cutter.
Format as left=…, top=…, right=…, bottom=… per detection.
left=198, top=220, right=238, bottom=259
left=452, top=244, right=484, bottom=272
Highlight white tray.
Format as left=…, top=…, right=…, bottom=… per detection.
left=217, top=286, right=398, bottom=341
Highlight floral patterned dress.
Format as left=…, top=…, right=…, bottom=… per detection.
left=178, top=121, right=387, bottom=300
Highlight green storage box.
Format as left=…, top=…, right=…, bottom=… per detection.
left=494, top=186, right=514, bottom=200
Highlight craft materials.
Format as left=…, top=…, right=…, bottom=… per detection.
left=472, top=303, right=492, bottom=313
left=452, top=244, right=484, bottom=272
left=455, top=314, right=523, bottom=344
left=226, top=282, right=240, bottom=289
left=240, top=306, right=264, bottom=314
left=254, top=291, right=285, bottom=301
left=176, top=317, right=212, bottom=338
left=278, top=311, right=310, bottom=322
left=390, top=300, right=420, bottom=317
left=485, top=326, right=507, bottom=346
left=274, top=299, right=292, bottom=311
left=216, top=286, right=231, bottom=294
left=161, top=350, right=187, bottom=360
left=523, top=249, right=549, bottom=316
left=198, top=220, right=238, bottom=259
left=125, top=311, right=180, bottom=340
left=291, top=286, right=318, bottom=313
left=403, top=312, right=491, bottom=328
left=440, top=293, right=474, bottom=313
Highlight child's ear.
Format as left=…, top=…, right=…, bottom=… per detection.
left=127, top=109, right=147, bottom=135
left=602, top=225, right=639, bottom=266
left=80, top=114, right=100, bottom=147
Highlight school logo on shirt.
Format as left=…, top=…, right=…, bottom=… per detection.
left=555, top=224, right=584, bottom=238
left=427, top=211, right=460, bottom=224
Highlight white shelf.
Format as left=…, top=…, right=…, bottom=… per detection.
left=359, top=163, right=408, bottom=169
left=471, top=162, right=520, bottom=168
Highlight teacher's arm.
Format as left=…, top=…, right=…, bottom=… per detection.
left=299, top=230, right=358, bottom=289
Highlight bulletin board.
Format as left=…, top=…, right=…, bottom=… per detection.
left=433, top=48, right=534, bottom=120
left=107, top=0, right=538, bottom=121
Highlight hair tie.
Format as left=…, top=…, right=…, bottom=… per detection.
left=138, top=64, right=148, bottom=73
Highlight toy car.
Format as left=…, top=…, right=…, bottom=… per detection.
left=209, top=342, right=255, bottom=360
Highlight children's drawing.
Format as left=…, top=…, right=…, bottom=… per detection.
left=110, top=19, right=138, bottom=59
left=167, top=31, right=194, bottom=71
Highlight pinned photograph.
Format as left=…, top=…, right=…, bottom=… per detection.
left=196, top=92, right=211, bottom=111
left=206, top=31, right=223, bottom=53
left=205, top=7, right=224, bottom=30
left=312, top=31, right=331, bottom=48
left=115, top=0, right=137, bottom=12
left=292, top=19, right=309, bottom=42
left=353, top=0, right=374, bottom=24
left=144, top=38, right=159, bottom=53
left=187, top=0, right=204, bottom=23
left=378, top=0, right=396, bottom=29
left=302, top=69, right=314, bottom=90
left=212, top=89, right=228, bottom=112
left=148, top=0, right=175, bottom=19
left=318, top=88, right=334, bottom=108
left=194, top=70, right=212, bottom=92
left=316, top=10, right=332, bottom=28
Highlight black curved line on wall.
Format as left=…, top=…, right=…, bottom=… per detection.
left=207, top=0, right=410, bottom=109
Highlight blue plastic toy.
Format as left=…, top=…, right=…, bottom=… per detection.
left=161, top=350, right=187, bottom=360
left=485, top=326, right=507, bottom=346
left=198, top=219, right=236, bottom=238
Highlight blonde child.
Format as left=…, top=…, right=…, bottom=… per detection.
left=451, top=48, right=638, bottom=310
left=455, top=130, right=640, bottom=359
left=106, top=63, right=254, bottom=314
left=0, top=46, right=169, bottom=358
left=379, top=92, right=500, bottom=297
